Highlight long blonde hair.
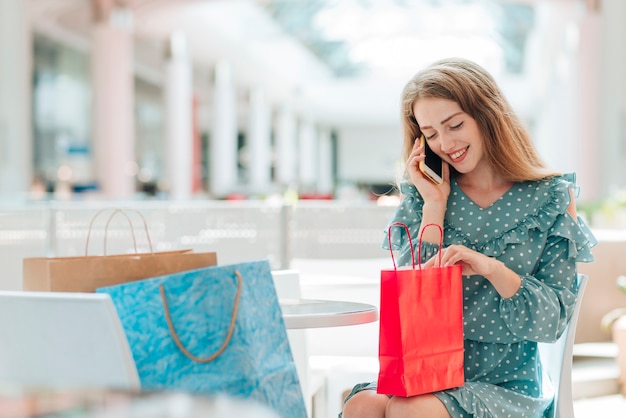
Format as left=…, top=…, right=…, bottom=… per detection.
left=400, top=57, right=557, bottom=182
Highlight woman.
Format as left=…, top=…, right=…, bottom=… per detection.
left=341, top=58, right=597, bottom=417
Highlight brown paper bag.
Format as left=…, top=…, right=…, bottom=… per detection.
left=22, top=208, right=218, bottom=292
left=23, top=250, right=218, bottom=292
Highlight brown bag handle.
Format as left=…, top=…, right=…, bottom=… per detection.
left=85, top=207, right=154, bottom=255
left=159, top=270, right=242, bottom=363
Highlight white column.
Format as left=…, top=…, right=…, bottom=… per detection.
left=317, top=128, right=334, bottom=195
left=210, top=61, right=238, bottom=198
left=247, top=85, right=272, bottom=195
left=599, top=0, right=626, bottom=197
left=298, top=120, right=317, bottom=191
left=91, top=6, right=136, bottom=199
left=577, top=1, right=602, bottom=202
left=275, top=103, right=297, bottom=188
left=525, top=2, right=578, bottom=174
left=164, top=32, right=193, bottom=200
left=0, top=0, right=31, bottom=199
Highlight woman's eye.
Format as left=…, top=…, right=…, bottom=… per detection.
left=451, top=121, right=463, bottom=129
left=425, top=133, right=437, bottom=140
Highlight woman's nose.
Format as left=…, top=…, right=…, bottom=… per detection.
left=438, top=134, right=455, bottom=153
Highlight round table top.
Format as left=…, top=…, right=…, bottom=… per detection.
left=279, top=298, right=378, bottom=329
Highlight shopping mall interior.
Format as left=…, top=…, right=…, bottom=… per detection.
left=2, top=0, right=624, bottom=204
left=1, top=0, right=626, bottom=416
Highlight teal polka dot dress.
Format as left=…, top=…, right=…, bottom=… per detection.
left=378, top=173, right=597, bottom=418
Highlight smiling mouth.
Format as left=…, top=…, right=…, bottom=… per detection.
left=449, top=147, right=468, bottom=161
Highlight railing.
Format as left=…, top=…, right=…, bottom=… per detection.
left=0, top=200, right=398, bottom=290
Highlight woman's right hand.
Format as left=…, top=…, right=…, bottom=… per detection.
left=406, top=138, right=451, bottom=204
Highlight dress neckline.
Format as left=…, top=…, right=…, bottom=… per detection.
left=452, top=178, right=517, bottom=211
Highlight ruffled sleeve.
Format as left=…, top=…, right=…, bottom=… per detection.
left=549, top=173, right=597, bottom=262
left=498, top=173, right=597, bottom=342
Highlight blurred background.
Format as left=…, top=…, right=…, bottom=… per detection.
left=4, top=1, right=626, bottom=414
left=0, top=0, right=622, bottom=219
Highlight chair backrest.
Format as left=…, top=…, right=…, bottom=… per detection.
left=538, top=273, right=588, bottom=418
left=0, top=290, right=140, bottom=390
left=271, top=269, right=320, bottom=418
left=272, top=269, right=302, bottom=300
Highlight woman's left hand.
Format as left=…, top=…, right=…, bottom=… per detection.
left=423, top=244, right=497, bottom=277
left=423, top=244, right=521, bottom=298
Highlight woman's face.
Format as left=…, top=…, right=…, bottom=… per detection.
left=413, top=97, right=485, bottom=175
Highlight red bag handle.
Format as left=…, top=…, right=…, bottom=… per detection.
left=387, top=222, right=444, bottom=270
left=418, top=223, right=444, bottom=268
left=387, top=222, right=416, bottom=270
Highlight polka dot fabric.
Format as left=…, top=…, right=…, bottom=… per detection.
left=376, top=173, right=597, bottom=417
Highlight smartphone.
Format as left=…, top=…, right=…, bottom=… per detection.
left=418, top=135, right=443, bottom=185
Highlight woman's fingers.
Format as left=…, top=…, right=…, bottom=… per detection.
left=422, top=246, right=467, bottom=269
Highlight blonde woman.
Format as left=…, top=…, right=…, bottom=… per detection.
left=341, top=58, right=596, bottom=418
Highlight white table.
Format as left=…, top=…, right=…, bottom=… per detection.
left=280, top=298, right=378, bottom=329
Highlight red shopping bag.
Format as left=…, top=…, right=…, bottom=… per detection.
left=377, top=222, right=464, bottom=397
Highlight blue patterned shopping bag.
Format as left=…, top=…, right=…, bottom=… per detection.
left=97, top=259, right=306, bottom=418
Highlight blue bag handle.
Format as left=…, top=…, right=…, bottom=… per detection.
left=159, top=270, right=242, bottom=363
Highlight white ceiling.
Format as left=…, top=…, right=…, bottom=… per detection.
left=26, top=0, right=553, bottom=128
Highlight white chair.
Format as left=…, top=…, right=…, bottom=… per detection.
left=539, top=273, right=589, bottom=418
left=0, top=290, right=140, bottom=390
left=272, top=270, right=327, bottom=418
left=290, top=258, right=384, bottom=417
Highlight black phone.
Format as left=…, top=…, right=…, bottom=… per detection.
left=418, top=135, right=443, bottom=185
